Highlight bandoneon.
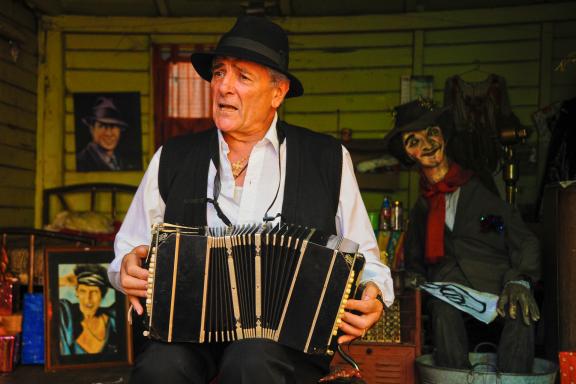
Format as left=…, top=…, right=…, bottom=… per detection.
left=143, top=222, right=365, bottom=356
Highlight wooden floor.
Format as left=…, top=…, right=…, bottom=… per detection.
left=0, top=365, right=131, bottom=384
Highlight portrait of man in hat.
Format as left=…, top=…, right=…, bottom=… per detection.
left=74, top=92, right=143, bottom=172
left=108, top=15, right=394, bottom=384
left=385, top=98, right=541, bottom=373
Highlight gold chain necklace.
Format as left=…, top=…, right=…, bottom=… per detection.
left=230, top=157, right=249, bottom=179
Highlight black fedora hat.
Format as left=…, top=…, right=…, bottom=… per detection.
left=191, top=16, right=303, bottom=98
left=82, top=97, right=129, bottom=130
left=384, top=98, right=452, bottom=166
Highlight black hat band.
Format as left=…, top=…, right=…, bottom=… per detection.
left=219, top=36, right=287, bottom=69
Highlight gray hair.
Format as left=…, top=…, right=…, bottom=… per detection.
left=267, top=67, right=289, bottom=86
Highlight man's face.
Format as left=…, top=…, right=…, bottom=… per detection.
left=402, top=126, right=446, bottom=168
left=76, top=284, right=103, bottom=318
left=210, top=57, right=288, bottom=134
left=91, top=121, right=121, bottom=152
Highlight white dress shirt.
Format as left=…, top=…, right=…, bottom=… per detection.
left=109, top=115, right=394, bottom=306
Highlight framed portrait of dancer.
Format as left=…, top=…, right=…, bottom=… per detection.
left=44, top=247, right=133, bottom=371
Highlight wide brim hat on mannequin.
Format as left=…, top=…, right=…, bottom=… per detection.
left=82, top=97, right=129, bottom=131
left=190, top=15, right=304, bottom=98
left=383, top=98, right=452, bottom=166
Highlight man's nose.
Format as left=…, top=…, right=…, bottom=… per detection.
left=216, top=72, right=234, bottom=94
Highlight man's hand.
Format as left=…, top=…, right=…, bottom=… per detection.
left=120, top=245, right=149, bottom=315
left=338, top=282, right=384, bottom=344
left=497, top=281, right=540, bottom=326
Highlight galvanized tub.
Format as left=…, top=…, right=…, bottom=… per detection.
left=416, top=353, right=558, bottom=384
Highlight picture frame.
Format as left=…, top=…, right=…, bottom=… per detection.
left=44, top=247, right=132, bottom=371
left=74, top=92, right=143, bottom=172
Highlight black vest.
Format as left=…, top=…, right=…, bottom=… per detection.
left=158, top=121, right=342, bottom=235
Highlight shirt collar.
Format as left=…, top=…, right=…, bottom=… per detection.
left=217, top=113, right=280, bottom=155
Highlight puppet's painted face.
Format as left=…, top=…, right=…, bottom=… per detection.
left=402, top=126, right=446, bottom=168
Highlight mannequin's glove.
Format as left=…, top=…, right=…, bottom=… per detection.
left=404, top=271, right=427, bottom=289
left=497, top=281, right=540, bottom=326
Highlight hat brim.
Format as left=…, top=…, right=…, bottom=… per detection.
left=82, top=117, right=129, bottom=129
left=384, top=107, right=450, bottom=145
left=191, top=47, right=303, bottom=98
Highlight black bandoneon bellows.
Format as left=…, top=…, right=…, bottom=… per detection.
left=142, top=222, right=365, bottom=355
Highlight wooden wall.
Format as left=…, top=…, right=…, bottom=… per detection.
left=35, top=3, right=576, bottom=225
left=0, top=1, right=37, bottom=227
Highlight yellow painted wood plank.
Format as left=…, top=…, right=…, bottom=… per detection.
left=0, top=167, right=34, bottom=188
left=295, top=67, right=410, bottom=94
left=65, top=33, right=149, bottom=50
left=65, top=95, right=150, bottom=114
left=285, top=111, right=394, bottom=137
left=0, top=82, right=36, bottom=113
left=0, top=208, right=34, bottom=227
left=0, top=186, right=34, bottom=208
left=40, top=28, right=65, bottom=193
left=291, top=46, right=412, bottom=69
left=286, top=92, right=399, bottom=113
left=425, top=24, right=540, bottom=45
left=65, top=70, right=149, bottom=93
left=423, top=61, right=540, bottom=88
left=289, top=31, right=412, bottom=50
left=66, top=51, right=150, bottom=71
left=151, top=34, right=220, bottom=45
left=0, top=144, right=35, bottom=170
left=424, top=41, right=539, bottom=65
left=554, top=21, right=576, bottom=38
left=0, top=103, right=36, bottom=131
left=34, top=22, right=48, bottom=227
left=0, top=60, right=36, bottom=93
left=48, top=15, right=235, bottom=33
left=0, top=124, right=35, bottom=150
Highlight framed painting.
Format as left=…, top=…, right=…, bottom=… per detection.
left=44, top=247, right=132, bottom=370
left=74, top=92, right=143, bottom=172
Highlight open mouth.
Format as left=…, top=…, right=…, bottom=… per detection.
left=218, top=103, right=238, bottom=112
left=422, top=147, right=440, bottom=157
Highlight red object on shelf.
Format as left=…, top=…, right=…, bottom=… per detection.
left=0, top=334, right=16, bottom=372
left=559, top=351, right=576, bottom=384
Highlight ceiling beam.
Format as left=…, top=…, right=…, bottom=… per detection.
left=154, top=0, right=170, bottom=17
left=25, top=0, right=63, bottom=16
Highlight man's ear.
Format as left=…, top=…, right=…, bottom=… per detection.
left=271, top=80, right=290, bottom=109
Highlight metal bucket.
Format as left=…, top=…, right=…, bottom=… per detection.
left=416, top=353, right=558, bottom=384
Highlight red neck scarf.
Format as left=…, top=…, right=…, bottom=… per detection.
left=420, top=162, right=473, bottom=264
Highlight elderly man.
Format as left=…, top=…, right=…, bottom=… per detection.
left=108, top=16, right=393, bottom=384
left=384, top=99, right=540, bottom=373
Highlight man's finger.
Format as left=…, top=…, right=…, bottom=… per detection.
left=121, top=272, right=148, bottom=291
left=509, top=302, right=517, bottom=320
left=126, top=263, right=149, bottom=281
left=129, top=295, right=144, bottom=315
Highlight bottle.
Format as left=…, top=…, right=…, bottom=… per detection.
left=379, top=197, right=391, bottom=231
left=391, top=200, right=403, bottom=231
